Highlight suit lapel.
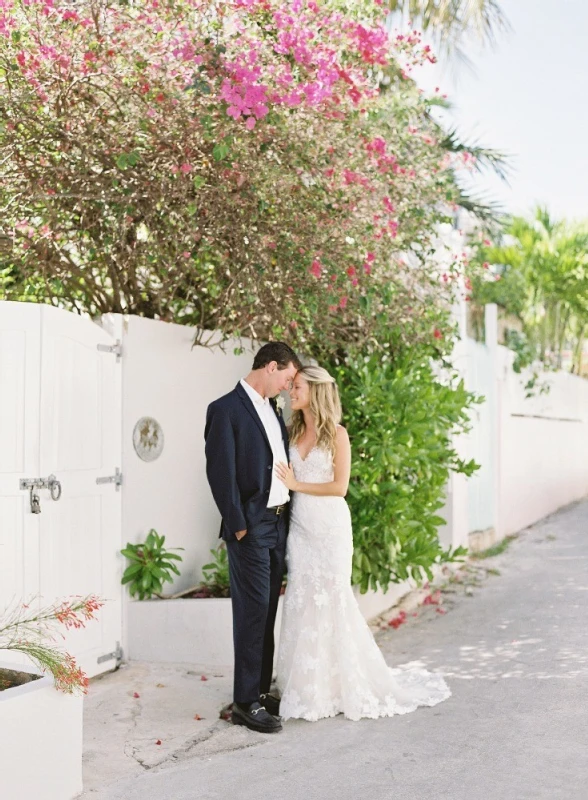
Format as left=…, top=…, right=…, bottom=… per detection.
left=270, top=398, right=290, bottom=458
left=235, top=382, right=271, bottom=450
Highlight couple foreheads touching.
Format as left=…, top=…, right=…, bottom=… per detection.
left=205, top=341, right=450, bottom=732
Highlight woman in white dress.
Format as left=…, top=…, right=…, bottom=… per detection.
left=274, top=365, right=451, bottom=722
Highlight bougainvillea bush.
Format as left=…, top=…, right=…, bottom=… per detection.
left=1, top=0, right=483, bottom=590
left=1, top=0, right=470, bottom=351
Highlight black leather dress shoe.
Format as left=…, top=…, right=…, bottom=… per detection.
left=259, top=693, right=281, bottom=717
left=231, top=702, right=282, bottom=733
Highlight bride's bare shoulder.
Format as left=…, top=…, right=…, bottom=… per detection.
left=335, top=425, right=350, bottom=442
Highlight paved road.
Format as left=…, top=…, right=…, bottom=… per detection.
left=101, top=499, right=588, bottom=800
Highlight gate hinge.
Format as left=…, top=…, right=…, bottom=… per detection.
left=96, top=467, right=123, bottom=490
left=97, top=641, right=124, bottom=667
left=97, top=340, right=122, bottom=361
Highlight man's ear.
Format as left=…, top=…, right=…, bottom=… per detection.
left=267, top=360, right=278, bottom=373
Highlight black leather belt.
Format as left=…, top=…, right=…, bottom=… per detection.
left=268, top=503, right=288, bottom=516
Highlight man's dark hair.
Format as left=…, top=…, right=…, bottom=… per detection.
left=252, top=342, right=302, bottom=371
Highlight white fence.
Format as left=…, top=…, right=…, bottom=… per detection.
left=3, top=301, right=588, bottom=660
left=459, top=304, right=588, bottom=545
left=105, top=315, right=255, bottom=592
left=113, top=308, right=588, bottom=587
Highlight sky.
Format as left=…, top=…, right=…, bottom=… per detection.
left=409, top=0, right=588, bottom=222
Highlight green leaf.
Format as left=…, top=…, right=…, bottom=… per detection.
left=122, top=563, right=143, bottom=579
left=121, top=548, right=142, bottom=562
left=212, top=143, right=230, bottom=162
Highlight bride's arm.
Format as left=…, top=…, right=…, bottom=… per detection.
left=275, top=427, right=351, bottom=497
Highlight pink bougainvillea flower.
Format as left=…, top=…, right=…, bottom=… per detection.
left=423, top=590, right=441, bottom=605
left=309, top=259, right=322, bottom=279
left=388, top=610, right=407, bottom=629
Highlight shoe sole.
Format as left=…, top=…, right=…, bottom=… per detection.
left=231, top=712, right=282, bottom=733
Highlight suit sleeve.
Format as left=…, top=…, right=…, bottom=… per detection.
left=204, top=404, right=247, bottom=535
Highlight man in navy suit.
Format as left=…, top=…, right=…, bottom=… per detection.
left=205, top=342, right=301, bottom=733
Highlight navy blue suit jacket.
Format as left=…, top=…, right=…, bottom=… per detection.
left=204, top=382, right=290, bottom=540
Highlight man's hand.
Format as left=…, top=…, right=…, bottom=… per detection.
left=235, top=529, right=247, bottom=541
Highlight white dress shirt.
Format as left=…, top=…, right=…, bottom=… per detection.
left=240, top=379, right=290, bottom=507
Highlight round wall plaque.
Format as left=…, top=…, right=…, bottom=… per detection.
left=133, top=417, right=164, bottom=462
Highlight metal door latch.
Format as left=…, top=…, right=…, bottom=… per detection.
left=96, top=467, right=123, bottom=491
left=20, top=474, right=63, bottom=514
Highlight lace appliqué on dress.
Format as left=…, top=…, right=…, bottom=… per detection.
left=276, top=444, right=451, bottom=722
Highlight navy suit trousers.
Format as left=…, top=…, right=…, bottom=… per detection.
left=226, top=508, right=288, bottom=704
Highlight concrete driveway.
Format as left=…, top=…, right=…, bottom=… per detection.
left=81, top=499, right=588, bottom=800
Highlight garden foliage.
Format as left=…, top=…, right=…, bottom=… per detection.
left=1, top=0, right=488, bottom=591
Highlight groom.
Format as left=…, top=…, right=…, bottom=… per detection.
left=204, top=342, right=301, bottom=733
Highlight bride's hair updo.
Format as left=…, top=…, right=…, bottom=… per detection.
left=289, top=365, right=342, bottom=456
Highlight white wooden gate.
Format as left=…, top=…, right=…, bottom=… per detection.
left=0, top=302, right=122, bottom=677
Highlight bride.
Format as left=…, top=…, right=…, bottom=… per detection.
left=274, top=365, right=451, bottom=722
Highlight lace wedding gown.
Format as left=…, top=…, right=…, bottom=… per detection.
left=276, top=443, right=451, bottom=722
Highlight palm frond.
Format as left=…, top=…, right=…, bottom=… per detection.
left=388, top=0, right=510, bottom=52
left=439, top=127, right=511, bottom=182
left=453, top=188, right=506, bottom=228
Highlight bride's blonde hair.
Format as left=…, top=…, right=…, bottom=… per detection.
left=289, top=365, right=342, bottom=456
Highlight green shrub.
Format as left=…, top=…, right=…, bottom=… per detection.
left=333, top=350, right=479, bottom=594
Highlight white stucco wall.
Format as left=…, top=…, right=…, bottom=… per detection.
left=458, top=304, right=588, bottom=542
left=110, top=311, right=588, bottom=659
left=463, top=337, right=496, bottom=534
left=498, top=351, right=588, bottom=536
left=117, top=316, right=256, bottom=591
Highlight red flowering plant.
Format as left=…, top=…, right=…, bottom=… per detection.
left=0, top=595, right=103, bottom=693
left=1, top=0, right=476, bottom=352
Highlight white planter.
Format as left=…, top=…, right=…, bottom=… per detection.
left=127, top=596, right=283, bottom=667
left=0, top=661, right=83, bottom=800
left=126, top=585, right=411, bottom=667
